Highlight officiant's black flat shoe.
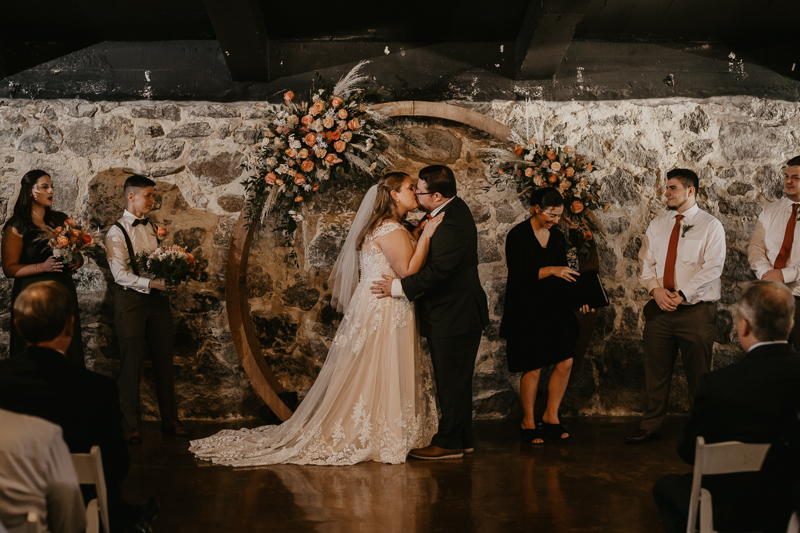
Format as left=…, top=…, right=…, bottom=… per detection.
left=540, top=422, right=570, bottom=441
left=520, top=427, right=545, bottom=445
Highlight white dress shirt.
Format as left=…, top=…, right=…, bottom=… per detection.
left=638, top=203, right=726, bottom=304
left=0, top=409, right=86, bottom=533
left=748, top=197, right=800, bottom=296
left=104, top=210, right=159, bottom=294
left=390, top=197, right=457, bottom=297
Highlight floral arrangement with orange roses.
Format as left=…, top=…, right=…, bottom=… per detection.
left=39, top=218, right=104, bottom=265
left=131, top=245, right=206, bottom=288
left=241, top=61, right=409, bottom=238
left=491, top=139, right=605, bottom=254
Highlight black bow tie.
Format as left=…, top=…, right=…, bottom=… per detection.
left=132, top=218, right=150, bottom=227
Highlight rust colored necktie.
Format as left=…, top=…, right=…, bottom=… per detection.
left=662, top=214, right=684, bottom=291
left=773, top=203, right=800, bottom=270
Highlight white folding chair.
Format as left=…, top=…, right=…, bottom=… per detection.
left=71, top=446, right=110, bottom=533
left=2, top=512, right=40, bottom=533
left=686, top=436, right=772, bottom=533
left=787, top=512, right=799, bottom=533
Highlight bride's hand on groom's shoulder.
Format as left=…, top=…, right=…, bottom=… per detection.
left=370, top=274, right=395, bottom=299
left=420, top=213, right=444, bottom=240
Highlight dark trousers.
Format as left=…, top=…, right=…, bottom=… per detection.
left=791, top=297, right=800, bottom=349
left=427, top=332, right=482, bottom=450
left=640, top=301, right=716, bottom=433
left=114, top=288, right=178, bottom=429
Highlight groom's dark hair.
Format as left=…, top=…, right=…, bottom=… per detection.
left=419, top=165, right=457, bottom=199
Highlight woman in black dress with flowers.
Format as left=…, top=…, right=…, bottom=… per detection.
left=2, top=170, right=84, bottom=367
left=500, top=188, right=591, bottom=444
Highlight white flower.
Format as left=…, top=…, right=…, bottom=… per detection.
left=277, top=164, right=289, bottom=174
left=303, top=184, right=312, bottom=191
left=312, top=94, right=320, bottom=102
left=313, top=120, right=324, bottom=133
left=524, top=152, right=534, bottom=161
left=290, top=139, right=302, bottom=149
left=317, top=139, right=328, bottom=150
left=365, top=139, right=373, bottom=151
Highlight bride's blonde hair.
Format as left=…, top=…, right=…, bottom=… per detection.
left=356, top=172, right=410, bottom=250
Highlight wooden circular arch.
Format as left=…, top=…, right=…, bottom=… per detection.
left=225, top=101, right=513, bottom=422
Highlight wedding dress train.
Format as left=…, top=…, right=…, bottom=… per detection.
left=190, top=221, right=437, bottom=466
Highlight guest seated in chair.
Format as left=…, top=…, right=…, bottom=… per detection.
left=0, top=408, right=86, bottom=533
left=653, top=280, right=800, bottom=533
left=0, top=281, right=159, bottom=533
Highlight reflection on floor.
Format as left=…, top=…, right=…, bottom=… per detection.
left=123, top=417, right=690, bottom=533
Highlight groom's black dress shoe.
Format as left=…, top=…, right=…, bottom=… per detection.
left=624, top=430, right=662, bottom=444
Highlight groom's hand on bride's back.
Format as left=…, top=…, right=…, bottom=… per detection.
left=371, top=274, right=395, bottom=299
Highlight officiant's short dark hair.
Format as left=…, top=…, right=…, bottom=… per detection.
left=14, top=281, right=73, bottom=344
left=419, top=165, right=457, bottom=198
left=123, top=174, right=155, bottom=195
left=666, top=168, right=699, bottom=192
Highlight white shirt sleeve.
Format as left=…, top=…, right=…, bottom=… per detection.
left=638, top=230, right=661, bottom=295
left=391, top=278, right=405, bottom=298
left=104, top=226, right=152, bottom=293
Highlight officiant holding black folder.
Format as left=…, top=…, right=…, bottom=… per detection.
left=500, top=188, right=600, bottom=445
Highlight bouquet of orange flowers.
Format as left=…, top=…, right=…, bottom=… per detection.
left=131, top=245, right=206, bottom=288
left=40, top=218, right=103, bottom=265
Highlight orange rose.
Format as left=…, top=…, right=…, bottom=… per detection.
left=301, top=160, right=315, bottom=173
left=326, top=130, right=341, bottom=141
left=309, top=106, right=319, bottom=117
left=498, top=169, right=504, bottom=175
left=71, top=229, right=81, bottom=238
left=313, top=101, right=325, bottom=113
left=331, top=97, right=343, bottom=108
left=312, top=182, right=320, bottom=191
left=294, top=174, right=306, bottom=185
left=513, top=145, right=524, bottom=156
left=275, top=178, right=284, bottom=186
left=325, top=154, right=336, bottom=164
left=304, top=133, right=317, bottom=147
left=323, top=116, right=335, bottom=129
left=298, top=148, right=309, bottom=159
left=285, top=148, right=297, bottom=158
left=571, top=201, right=585, bottom=214
left=157, top=227, right=168, bottom=237
left=295, top=196, right=304, bottom=203
left=547, top=174, right=558, bottom=184
left=65, top=218, right=77, bottom=227
left=284, top=91, right=295, bottom=101
left=565, top=167, right=575, bottom=177
left=70, top=236, right=78, bottom=244
left=583, top=229, right=593, bottom=241
left=338, top=109, right=348, bottom=120
left=524, top=167, right=534, bottom=178
left=547, top=150, right=556, bottom=161
left=301, top=115, right=314, bottom=126
left=82, top=234, right=92, bottom=244
left=586, top=164, right=593, bottom=171
left=347, top=118, right=360, bottom=130
left=334, top=140, right=346, bottom=153
left=54, top=226, right=63, bottom=235
left=185, top=252, right=195, bottom=266
left=265, top=172, right=277, bottom=184
left=57, top=236, right=69, bottom=247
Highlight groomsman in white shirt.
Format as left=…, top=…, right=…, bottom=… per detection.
left=626, top=169, right=726, bottom=444
left=105, top=175, right=190, bottom=444
left=748, top=156, right=800, bottom=347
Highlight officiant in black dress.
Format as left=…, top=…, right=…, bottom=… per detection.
left=1, top=170, right=84, bottom=367
left=500, top=187, right=591, bottom=445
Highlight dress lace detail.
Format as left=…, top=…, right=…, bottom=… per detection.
left=190, top=221, right=437, bottom=466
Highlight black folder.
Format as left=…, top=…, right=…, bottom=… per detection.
left=565, top=269, right=610, bottom=310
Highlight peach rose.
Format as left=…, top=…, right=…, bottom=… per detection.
left=313, top=101, right=325, bottom=113
left=275, top=178, right=284, bottom=186
left=331, top=97, right=343, bottom=108
left=301, top=115, right=314, bottom=126
left=533, top=176, right=544, bottom=187
left=64, top=219, right=77, bottom=227
left=312, top=182, right=320, bottom=192
left=315, top=148, right=327, bottom=159
left=338, top=109, right=348, bottom=120
left=547, top=150, right=557, bottom=161
left=286, top=159, right=295, bottom=167
left=323, top=116, right=335, bottom=129
left=54, top=226, right=63, bottom=235
left=69, top=229, right=80, bottom=238
left=334, top=140, right=346, bottom=153
left=301, top=160, right=315, bottom=173
left=82, top=234, right=93, bottom=244
left=563, top=145, right=575, bottom=155
left=157, top=227, right=168, bottom=237
left=57, top=236, right=69, bottom=247
left=586, top=164, right=593, bottom=171
left=295, top=196, right=304, bottom=203
left=297, top=148, right=308, bottom=159
left=347, top=118, right=360, bottom=130
left=565, top=167, right=575, bottom=177
left=498, top=169, right=504, bottom=175
left=287, top=115, right=299, bottom=125
left=559, top=180, right=570, bottom=190
left=524, top=167, right=534, bottom=178
left=265, top=172, right=277, bottom=184
left=308, top=106, right=319, bottom=117
left=294, top=174, right=306, bottom=186
left=304, top=133, right=317, bottom=147
left=547, top=174, right=558, bottom=184
left=513, top=145, right=524, bottom=156
left=325, top=154, right=336, bottom=164
left=337, top=120, right=347, bottom=131
left=284, top=91, right=295, bottom=101
left=550, top=162, right=562, bottom=171
left=285, top=148, right=297, bottom=158
left=571, top=201, right=585, bottom=214
left=528, top=137, right=537, bottom=146
left=342, top=131, right=352, bottom=142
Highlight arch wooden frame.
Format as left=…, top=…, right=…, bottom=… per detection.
left=225, top=101, right=512, bottom=422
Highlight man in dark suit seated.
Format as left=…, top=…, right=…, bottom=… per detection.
left=653, top=280, right=800, bottom=533
left=0, top=281, right=158, bottom=533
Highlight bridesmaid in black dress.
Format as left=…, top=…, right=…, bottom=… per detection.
left=2, top=170, right=85, bottom=367
left=500, top=188, right=591, bottom=444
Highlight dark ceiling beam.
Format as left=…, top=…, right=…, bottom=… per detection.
left=203, top=0, right=270, bottom=82
left=516, top=0, right=592, bottom=80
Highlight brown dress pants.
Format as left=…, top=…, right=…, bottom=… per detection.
left=114, top=287, right=178, bottom=430
left=640, top=300, right=717, bottom=433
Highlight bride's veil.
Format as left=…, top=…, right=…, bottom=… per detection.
left=328, top=184, right=378, bottom=313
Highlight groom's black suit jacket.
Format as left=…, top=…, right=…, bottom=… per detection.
left=665, top=342, right=800, bottom=532
left=401, top=196, right=489, bottom=338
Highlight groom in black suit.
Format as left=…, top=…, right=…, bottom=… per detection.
left=653, top=280, right=800, bottom=533
left=372, top=165, right=490, bottom=460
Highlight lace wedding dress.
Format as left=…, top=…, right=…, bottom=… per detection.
left=190, top=221, right=437, bottom=466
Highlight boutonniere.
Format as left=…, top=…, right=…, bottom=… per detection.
left=155, top=225, right=168, bottom=241
left=681, top=224, right=695, bottom=238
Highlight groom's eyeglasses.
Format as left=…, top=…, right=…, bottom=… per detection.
left=414, top=190, right=435, bottom=196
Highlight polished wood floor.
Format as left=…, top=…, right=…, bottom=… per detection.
left=122, top=417, right=690, bottom=533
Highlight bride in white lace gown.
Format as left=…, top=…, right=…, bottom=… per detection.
left=190, top=173, right=440, bottom=466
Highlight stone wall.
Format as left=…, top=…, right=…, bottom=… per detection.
left=0, top=96, right=797, bottom=421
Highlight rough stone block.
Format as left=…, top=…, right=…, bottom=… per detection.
left=188, top=150, right=245, bottom=186
left=679, top=108, right=710, bottom=134
left=190, top=105, right=239, bottom=118
left=719, top=122, right=793, bottom=161
left=130, top=105, right=181, bottom=121
left=134, top=139, right=185, bottom=163
left=16, top=124, right=61, bottom=154
left=603, top=168, right=642, bottom=206
left=68, top=103, right=98, bottom=118
left=138, top=124, right=164, bottom=137
left=683, top=139, right=714, bottom=162
left=233, top=127, right=258, bottom=145
left=64, top=116, right=133, bottom=157
left=167, top=122, right=212, bottom=138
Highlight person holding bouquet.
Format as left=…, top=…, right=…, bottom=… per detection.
left=500, top=188, right=593, bottom=445
left=104, top=175, right=190, bottom=444
left=1, top=170, right=85, bottom=367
